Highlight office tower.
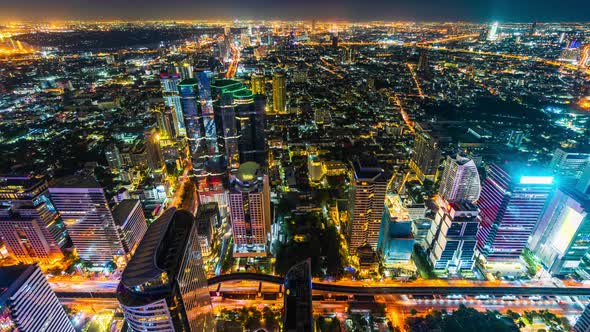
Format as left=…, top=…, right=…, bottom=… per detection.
left=195, top=202, right=220, bottom=258
left=550, top=148, right=590, bottom=187
left=49, top=174, right=125, bottom=265
left=156, top=106, right=177, bottom=139
left=576, top=304, right=590, bottom=332
left=112, top=199, right=148, bottom=255
left=476, top=163, right=554, bottom=261
left=0, top=176, right=68, bottom=264
left=211, top=79, right=267, bottom=167
left=529, top=188, right=590, bottom=276
left=487, top=22, right=499, bottom=41
left=409, top=131, right=441, bottom=181
left=144, top=128, right=164, bottom=171
left=105, top=143, right=124, bottom=170
left=272, top=69, right=287, bottom=114
left=283, top=259, right=313, bottom=332
left=229, top=162, right=271, bottom=257
left=578, top=163, right=590, bottom=195
left=160, top=72, right=185, bottom=134
left=378, top=194, right=415, bottom=271
left=427, top=200, right=481, bottom=272
left=176, top=62, right=194, bottom=79
left=180, top=71, right=221, bottom=176
left=117, top=208, right=215, bottom=332
left=0, top=264, right=75, bottom=332
left=350, top=158, right=388, bottom=255
left=251, top=71, right=266, bottom=95
left=438, top=155, right=481, bottom=202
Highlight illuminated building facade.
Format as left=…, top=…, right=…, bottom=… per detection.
left=251, top=71, right=266, bottom=95
left=272, top=69, right=287, bottom=114
left=575, top=303, right=590, bottom=332
left=0, top=264, right=75, bottom=332
left=378, top=194, right=414, bottom=271
left=0, top=176, right=68, bottom=264
left=549, top=148, right=590, bottom=187
left=160, top=73, right=185, bottom=134
left=117, top=208, right=214, bottom=332
left=409, top=131, right=441, bottom=182
left=530, top=188, right=590, bottom=276
left=155, top=105, right=177, bottom=139
left=49, top=174, right=125, bottom=265
left=228, top=162, right=271, bottom=257
left=438, top=155, right=481, bottom=202
left=350, top=158, right=388, bottom=255
left=112, top=199, right=148, bottom=255
left=427, top=200, right=480, bottom=272
left=476, top=163, right=555, bottom=261
left=487, top=22, right=499, bottom=41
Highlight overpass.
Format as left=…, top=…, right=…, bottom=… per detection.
left=55, top=273, right=590, bottom=298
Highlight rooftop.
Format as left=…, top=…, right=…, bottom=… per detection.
left=50, top=174, right=101, bottom=189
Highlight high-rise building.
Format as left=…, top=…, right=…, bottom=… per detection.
left=549, top=148, right=590, bottom=187
left=49, top=174, right=125, bottom=265
left=251, top=71, right=266, bottom=95
left=112, top=199, right=148, bottom=255
left=377, top=194, right=415, bottom=271
left=487, top=22, right=499, bottom=41
left=577, top=163, right=590, bottom=195
left=409, top=131, right=441, bottom=181
left=160, top=73, right=185, bottom=134
left=180, top=71, right=221, bottom=176
left=156, top=106, right=177, bottom=139
left=283, top=259, right=313, bottom=332
left=0, top=175, right=69, bottom=264
left=427, top=200, right=481, bottom=272
left=438, top=155, right=481, bottom=202
left=229, top=162, right=271, bottom=257
left=0, top=264, right=76, bottom=332
left=529, top=188, right=590, bottom=276
left=117, top=208, right=215, bottom=332
left=417, top=49, right=429, bottom=73
left=144, top=128, right=164, bottom=171
left=350, top=158, right=388, bottom=255
left=476, top=163, right=554, bottom=261
left=272, top=69, right=287, bottom=114
left=195, top=202, right=220, bottom=258
left=575, top=303, right=590, bottom=332
left=105, top=143, right=124, bottom=170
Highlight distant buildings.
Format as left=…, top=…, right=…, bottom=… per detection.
left=111, top=199, right=148, bottom=255
left=0, top=264, right=75, bottom=332
left=283, top=259, right=313, bottom=332
left=272, top=69, right=287, bottom=114
left=427, top=200, right=480, bottom=272
left=529, top=188, right=590, bottom=276
left=0, top=175, right=69, bottom=264
left=49, top=174, right=125, bottom=265
left=229, top=162, right=271, bottom=257
left=477, top=163, right=554, bottom=262
left=438, top=155, right=481, bottom=202
left=350, top=158, right=388, bottom=255
left=117, top=208, right=214, bottom=332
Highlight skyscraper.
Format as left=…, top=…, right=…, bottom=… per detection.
left=549, top=148, right=590, bottom=187
left=0, top=264, right=76, bottom=332
left=160, top=72, right=185, bottom=134
left=417, top=49, right=429, bottom=73
left=195, top=202, right=220, bottom=258
left=272, top=69, right=287, bottom=114
left=487, top=22, right=499, bottom=41
left=117, top=208, right=215, bottom=332
left=576, top=303, right=590, bottom=332
left=476, top=163, right=555, bottom=261
left=283, top=259, right=313, bottom=332
left=112, top=199, right=148, bottom=255
left=409, top=131, right=441, bottom=181
left=529, top=187, right=590, bottom=276
left=229, top=162, right=271, bottom=257
left=251, top=71, right=266, bottom=95
left=49, top=174, right=125, bottom=265
left=155, top=105, right=177, bottom=139
left=144, top=127, right=164, bottom=171
left=350, top=158, right=388, bottom=255
left=180, top=71, right=221, bottom=176
left=0, top=175, right=69, bottom=264
left=438, top=155, right=481, bottom=202
left=427, top=199, right=481, bottom=272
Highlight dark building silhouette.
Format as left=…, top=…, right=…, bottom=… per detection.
left=283, top=259, right=313, bottom=332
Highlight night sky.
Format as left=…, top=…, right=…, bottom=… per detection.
left=1, top=0, right=589, bottom=22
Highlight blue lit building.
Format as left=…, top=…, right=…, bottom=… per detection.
left=476, top=163, right=555, bottom=262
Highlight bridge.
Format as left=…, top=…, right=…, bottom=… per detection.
left=55, top=273, right=590, bottom=298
